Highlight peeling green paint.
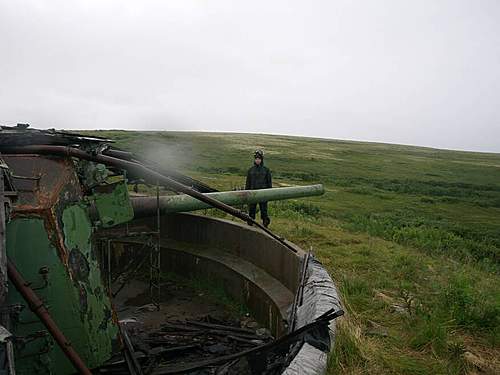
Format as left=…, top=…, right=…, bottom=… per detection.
left=6, top=213, right=118, bottom=374
left=62, top=205, right=92, bottom=254
left=91, top=181, right=134, bottom=228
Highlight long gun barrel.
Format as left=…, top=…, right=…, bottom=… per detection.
left=131, top=184, right=325, bottom=218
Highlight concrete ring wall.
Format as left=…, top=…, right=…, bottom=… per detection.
left=158, top=213, right=305, bottom=293
left=121, top=213, right=340, bottom=375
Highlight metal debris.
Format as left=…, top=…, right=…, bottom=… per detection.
left=96, top=309, right=343, bottom=375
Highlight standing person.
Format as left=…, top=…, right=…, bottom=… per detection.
left=245, top=149, right=272, bottom=227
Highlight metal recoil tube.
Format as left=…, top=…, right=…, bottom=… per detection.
left=130, top=185, right=325, bottom=217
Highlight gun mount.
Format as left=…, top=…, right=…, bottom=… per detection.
left=0, top=124, right=342, bottom=375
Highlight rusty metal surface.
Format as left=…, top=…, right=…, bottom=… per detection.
left=1, top=155, right=84, bottom=267
left=1, top=155, right=82, bottom=213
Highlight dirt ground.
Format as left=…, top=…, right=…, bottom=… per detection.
left=113, top=278, right=241, bottom=330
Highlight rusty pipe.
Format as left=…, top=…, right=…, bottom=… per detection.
left=7, top=259, right=92, bottom=375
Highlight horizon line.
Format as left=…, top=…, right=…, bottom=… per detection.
left=68, top=127, right=500, bottom=156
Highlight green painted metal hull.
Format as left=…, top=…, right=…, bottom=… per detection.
left=6, top=212, right=118, bottom=374
left=1, top=154, right=122, bottom=374
left=7, top=214, right=118, bottom=374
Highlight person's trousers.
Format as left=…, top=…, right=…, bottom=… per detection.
left=248, top=202, right=269, bottom=220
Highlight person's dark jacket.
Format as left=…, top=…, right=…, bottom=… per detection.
left=246, top=160, right=272, bottom=190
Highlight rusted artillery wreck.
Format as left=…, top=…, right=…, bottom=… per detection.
left=0, top=125, right=342, bottom=374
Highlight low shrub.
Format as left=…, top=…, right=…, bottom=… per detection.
left=441, top=273, right=500, bottom=331
left=270, top=200, right=321, bottom=220
left=340, top=213, right=500, bottom=267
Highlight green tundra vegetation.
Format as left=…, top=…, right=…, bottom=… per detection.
left=84, top=130, right=500, bottom=374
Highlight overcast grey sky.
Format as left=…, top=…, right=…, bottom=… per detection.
left=1, top=1, right=499, bottom=152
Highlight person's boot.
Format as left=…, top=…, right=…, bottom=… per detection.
left=247, top=215, right=255, bottom=226
left=263, top=217, right=270, bottom=228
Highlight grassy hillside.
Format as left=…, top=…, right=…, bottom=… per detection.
left=84, top=130, right=500, bottom=374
